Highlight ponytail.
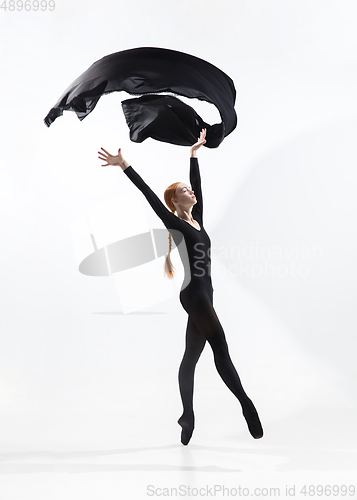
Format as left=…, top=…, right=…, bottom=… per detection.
left=164, top=226, right=175, bottom=279
left=163, top=182, right=181, bottom=279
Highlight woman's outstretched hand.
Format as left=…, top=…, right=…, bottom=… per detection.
left=98, top=147, right=124, bottom=167
left=190, top=128, right=207, bottom=157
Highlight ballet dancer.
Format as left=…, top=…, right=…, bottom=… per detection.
left=98, top=129, right=263, bottom=445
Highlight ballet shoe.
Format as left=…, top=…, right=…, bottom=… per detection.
left=242, top=400, right=264, bottom=439
left=177, top=414, right=194, bottom=445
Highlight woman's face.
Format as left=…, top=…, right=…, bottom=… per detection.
left=172, top=182, right=197, bottom=209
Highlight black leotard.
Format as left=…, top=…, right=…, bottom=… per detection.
left=124, top=158, right=263, bottom=444
left=124, top=157, right=212, bottom=292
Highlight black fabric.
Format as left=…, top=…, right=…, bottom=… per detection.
left=121, top=94, right=217, bottom=147
left=124, top=158, right=263, bottom=444
left=44, top=47, right=237, bottom=148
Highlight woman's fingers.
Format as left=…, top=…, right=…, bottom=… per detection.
left=191, top=130, right=207, bottom=148
left=198, top=128, right=206, bottom=143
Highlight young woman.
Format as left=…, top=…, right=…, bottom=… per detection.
left=98, top=129, right=263, bottom=445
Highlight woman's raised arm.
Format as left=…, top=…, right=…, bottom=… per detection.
left=189, top=129, right=206, bottom=222
left=98, top=147, right=175, bottom=227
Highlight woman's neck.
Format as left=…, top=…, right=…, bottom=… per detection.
left=176, top=206, right=193, bottom=221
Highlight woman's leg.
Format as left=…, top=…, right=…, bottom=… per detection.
left=183, top=293, right=263, bottom=439
left=177, top=315, right=206, bottom=445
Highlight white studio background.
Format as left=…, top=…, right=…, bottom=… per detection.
left=1, top=1, right=357, bottom=499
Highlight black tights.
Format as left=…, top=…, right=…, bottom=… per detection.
left=178, top=284, right=263, bottom=444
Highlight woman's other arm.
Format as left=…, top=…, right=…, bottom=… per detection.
left=98, top=147, right=174, bottom=226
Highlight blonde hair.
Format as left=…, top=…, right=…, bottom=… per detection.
left=163, top=182, right=180, bottom=279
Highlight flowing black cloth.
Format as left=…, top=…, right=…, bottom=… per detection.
left=44, top=47, right=237, bottom=148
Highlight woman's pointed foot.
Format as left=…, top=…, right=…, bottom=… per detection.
left=178, top=413, right=194, bottom=445
left=242, top=399, right=264, bottom=439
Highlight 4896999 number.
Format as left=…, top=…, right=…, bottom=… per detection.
left=1, top=0, right=55, bottom=11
